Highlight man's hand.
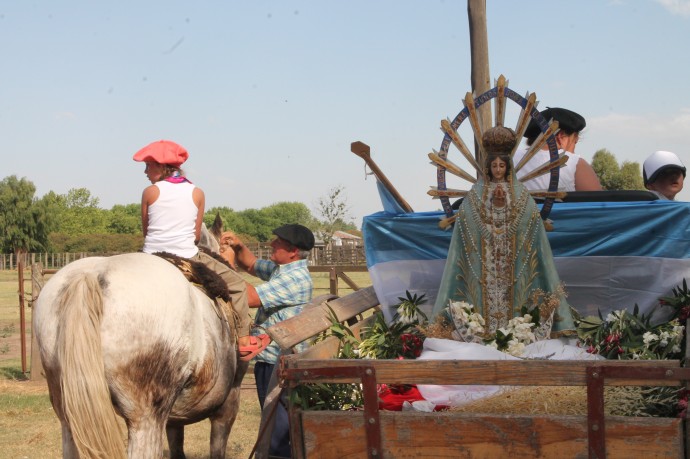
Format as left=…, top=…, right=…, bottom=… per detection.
left=219, top=231, right=240, bottom=267
left=220, top=231, right=241, bottom=250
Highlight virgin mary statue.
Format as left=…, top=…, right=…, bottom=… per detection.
left=431, top=126, right=575, bottom=338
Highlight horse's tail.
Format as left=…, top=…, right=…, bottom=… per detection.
left=56, top=272, right=126, bottom=459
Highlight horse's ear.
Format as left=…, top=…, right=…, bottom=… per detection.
left=211, top=213, right=223, bottom=239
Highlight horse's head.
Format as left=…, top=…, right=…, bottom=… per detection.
left=198, top=214, right=223, bottom=254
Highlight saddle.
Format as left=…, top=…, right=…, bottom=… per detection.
left=153, top=251, right=238, bottom=330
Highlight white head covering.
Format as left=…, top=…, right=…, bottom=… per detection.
left=643, top=151, right=686, bottom=185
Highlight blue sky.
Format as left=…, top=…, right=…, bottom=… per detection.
left=2, top=1, right=689, bottom=226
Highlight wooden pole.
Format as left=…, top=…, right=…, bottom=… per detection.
left=17, top=252, right=27, bottom=374
left=467, top=0, right=491, bottom=156
left=350, top=141, right=414, bottom=213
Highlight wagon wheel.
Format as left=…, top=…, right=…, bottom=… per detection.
left=429, top=75, right=565, bottom=228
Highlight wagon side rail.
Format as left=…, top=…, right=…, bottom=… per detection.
left=281, top=356, right=687, bottom=459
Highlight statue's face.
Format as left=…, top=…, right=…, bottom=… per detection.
left=490, top=157, right=507, bottom=181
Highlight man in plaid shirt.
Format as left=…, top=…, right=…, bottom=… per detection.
left=221, top=223, right=314, bottom=458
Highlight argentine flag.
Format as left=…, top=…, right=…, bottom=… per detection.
left=363, top=194, right=690, bottom=322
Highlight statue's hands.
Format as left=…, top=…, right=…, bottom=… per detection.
left=493, top=184, right=506, bottom=207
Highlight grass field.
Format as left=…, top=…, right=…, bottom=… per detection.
left=0, top=264, right=371, bottom=458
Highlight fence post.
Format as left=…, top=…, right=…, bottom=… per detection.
left=30, top=263, right=46, bottom=381
left=329, top=267, right=338, bottom=295
left=17, top=254, right=27, bottom=374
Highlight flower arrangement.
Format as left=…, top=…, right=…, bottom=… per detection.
left=444, top=300, right=537, bottom=357
left=359, top=292, right=427, bottom=359
left=291, top=293, right=428, bottom=410
left=294, top=282, right=690, bottom=416
left=576, top=306, right=684, bottom=360
left=439, top=287, right=564, bottom=357
left=574, top=286, right=690, bottom=418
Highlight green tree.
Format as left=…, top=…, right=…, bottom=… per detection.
left=58, top=188, right=109, bottom=235
left=619, top=161, right=645, bottom=190
left=591, top=149, right=644, bottom=191
left=207, top=203, right=318, bottom=242
left=592, top=149, right=621, bottom=190
left=0, top=176, right=55, bottom=258
left=263, top=202, right=316, bottom=228
left=107, top=203, right=141, bottom=234
left=314, top=185, right=354, bottom=246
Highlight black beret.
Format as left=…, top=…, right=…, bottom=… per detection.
left=524, top=107, right=586, bottom=139
left=272, top=224, right=315, bottom=251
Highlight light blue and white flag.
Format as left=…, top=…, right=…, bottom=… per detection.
left=363, top=200, right=690, bottom=322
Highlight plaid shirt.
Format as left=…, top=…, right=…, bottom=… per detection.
left=252, top=258, right=313, bottom=364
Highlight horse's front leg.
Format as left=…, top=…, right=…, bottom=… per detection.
left=166, top=424, right=186, bottom=459
left=59, top=421, right=80, bottom=459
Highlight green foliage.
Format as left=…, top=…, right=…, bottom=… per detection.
left=290, top=306, right=363, bottom=411
left=592, top=149, right=645, bottom=191
left=619, top=161, right=645, bottom=190
left=358, top=312, right=421, bottom=359
left=206, top=202, right=317, bottom=243
left=263, top=201, right=316, bottom=228
left=0, top=176, right=55, bottom=254
left=107, top=204, right=141, bottom=234
left=56, top=188, right=109, bottom=235
left=49, top=232, right=143, bottom=253
left=577, top=305, right=684, bottom=360
left=292, top=294, right=427, bottom=411
left=659, top=278, right=690, bottom=316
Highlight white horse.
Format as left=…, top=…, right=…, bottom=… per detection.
left=33, top=223, right=248, bottom=459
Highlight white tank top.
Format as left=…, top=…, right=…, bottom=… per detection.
left=142, top=181, right=199, bottom=258
left=513, top=148, right=580, bottom=192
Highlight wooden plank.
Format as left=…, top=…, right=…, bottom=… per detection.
left=267, top=286, right=379, bottom=350
left=295, top=315, right=377, bottom=360
left=281, top=358, right=681, bottom=387
left=307, top=265, right=369, bottom=273
left=297, top=411, right=683, bottom=459
left=336, top=272, right=359, bottom=291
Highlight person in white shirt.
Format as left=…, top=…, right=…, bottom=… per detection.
left=134, top=139, right=269, bottom=361
left=643, top=150, right=686, bottom=200
left=513, top=107, right=602, bottom=192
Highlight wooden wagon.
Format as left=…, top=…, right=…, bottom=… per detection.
left=256, top=286, right=690, bottom=459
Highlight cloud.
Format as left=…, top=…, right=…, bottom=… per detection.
left=655, top=0, right=690, bottom=16
left=53, top=111, right=77, bottom=121
left=590, top=109, right=690, bottom=144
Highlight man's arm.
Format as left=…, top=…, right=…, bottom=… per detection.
left=245, top=283, right=261, bottom=307
left=219, top=231, right=263, bottom=306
